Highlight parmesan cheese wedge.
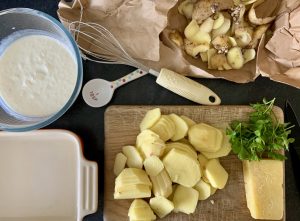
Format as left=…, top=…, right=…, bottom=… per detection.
left=243, top=160, right=284, bottom=220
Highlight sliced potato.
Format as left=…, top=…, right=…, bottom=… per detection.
left=122, top=145, right=143, bottom=169
left=164, top=142, right=197, bottom=160
left=189, top=31, right=211, bottom=45
left=243, top=48, right=256, bottom=64
left=212, top=12, right=225, bottom=29
left=227, top=47, right=244, bottom=69
left=150, top=115, right=176, bottom=142
left=163, top=148, right=201, bottom=187
left=128, top=199, right=156, bottom=220
left=150, top=169, right=173, bottom=198
left=200, top=52, right=208, bottom=62
left=114, top=152, right=127, bottom=176
left=178, top=0, right=194, bottom=19
left=198, top=154, right=208, bottom=170
left=210, top=184, right=217, bottom=195
left=212, top=18, right=231, bottom=39
left=114, top=184, right=151, bottom=199
left=136, top=129, right=160, bottom=148
left=199, top=17, right=214, bottom=33
left=204, top=159, right=228, bottom=189
left=150, top=196, right=174, bottom=218
left=173, top=185, right=199, bottom=214
left=188, top=123, right=223, bottom=153
left=115, top=168, right=152, bottom=188
left=192, top=43, right=210, bottom=54
left=228, top=36, right=237, bottom=47
left=169, top=114, right=189, bottom=141
left=140, top=108, right=161, bottom=131
left=169, top=30, right=184, bottom=47
left=235, top=28, right=252, bottom=47
left=184, top=20, right=200, bottom=40
left=136, top=130, right=165, bottom=158
left=180, top=115, right=196, bottom=128
left=194, top=179, right=211, bottom=200
left=207, top=48, right=217, bottom=69
left=143, top=156, right=164, bottom=177
left=201, top=131, right=232, bottom=159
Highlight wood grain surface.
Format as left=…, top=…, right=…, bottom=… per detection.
left=104, top=105, right=285, bottom=221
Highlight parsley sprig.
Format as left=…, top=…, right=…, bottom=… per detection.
left=226, top=98, right=294, bottom=161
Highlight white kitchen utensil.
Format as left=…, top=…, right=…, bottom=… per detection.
left=0, top=130, right=98, bottom=221
left=69, top=21, right=221, bottom=106
left=82, top=69, right=148, bottom=107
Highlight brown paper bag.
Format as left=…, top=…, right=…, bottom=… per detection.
left=57, top=0, right=300, bottom=86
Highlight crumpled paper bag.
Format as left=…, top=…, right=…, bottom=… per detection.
left=57, top=0, right=300, bottom=86
left=257, top=2, right=300, bottom=88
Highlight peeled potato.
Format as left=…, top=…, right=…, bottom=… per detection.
left=169, top=114, right=189, bottom=141
left=201, top=131, right=232, bottom=159
left=235, top=28, right=252, bottom=47
left=173, top=185, right=199, bottom=214
left=128, top=199, right=156, bottom=220
left=115, top=168, right=152, bottom=188
left=227, top=47, right=244, bottom=69
left=180, top=115, right=196, bottom=128
left=188, top=123, right=223, bottom=153
left=212, top=18, right=231, bottom=39
left=150, top=115, right=176, bottom=142
left=197, top=154, right=208, bottom=170
left=178, top=0, right=194, bottom=19
left=140, top=108, right=161, bottom=131
left=184, top=20, right=200, bottom=40
left=136, top=129, right=160, bottom=148
left=243, top=48, right=256, bottom=64
left=150, top=196, right=174, bottom=218
left=189, top=31, right=211, bottom=45
left=163, top=148, right=201, bottom=187
left=150, top=169, right=173, bottom=198
left=212, top=12, right=225, bottom=29
left=199, top=17, right=214, bottom=33
left=164, top=142, right=198, bottom=160
left=122, top=146, right=143, bottom=169
left=204, top=159, right=228, bottom=189
left=114, top=184, right=151, bottom=199
left=200, top=52, right=208, bottom=62
left=194, top=179, right=211, bottom=200
left=114, top=153, right=127, bottom=176
left=143, top=155, right=164, bottom=177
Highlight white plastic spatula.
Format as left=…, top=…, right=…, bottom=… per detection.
left=82, top=68, right=221, bottom=107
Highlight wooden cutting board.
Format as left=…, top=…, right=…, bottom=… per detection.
left=104, top=105, right=285, bottom=221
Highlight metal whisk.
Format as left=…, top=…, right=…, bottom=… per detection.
left=69, top=21, right=221, bottom=106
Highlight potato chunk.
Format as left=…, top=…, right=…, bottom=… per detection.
left=194, top=179, right=211, bottom=200
left=188, top=123, right=223, bottom=152
left=163, top=148, right=201, bottom=187
left=164, top=142, right=197, bottom=160
left=204, top=159, right=228, bottom=189
left=128, top=199, right=156, bottom=220
left=143, top=156, right=164, bottom=177
left=150, top=169, right=172, bottom=198
left=114, top=184, right=151, bottom=199
left=115, top=168, right=152, bottom=188
left=201, top=131, right=232, bottom=159
left=122, top=146, right=143, bottom=169
left=113, top=153, right=127, bottom=176
left=150, top=196, right=174, bottom=218
left=173, top=185, right=199, bottom=214
left=169, top=114, right=189, bottom=141
left=180, top=115, right=196, bottom=128
left=140, top=108, right=161, bottom=131
left=150, top=115, right=176, bottom=142
left=136, top=130, right=165, bottom=158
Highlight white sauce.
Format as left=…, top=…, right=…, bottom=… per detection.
left=0, top=34, right=77, bottom=118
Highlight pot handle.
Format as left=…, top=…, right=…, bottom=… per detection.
left=79, top=159, right=98, bottom=218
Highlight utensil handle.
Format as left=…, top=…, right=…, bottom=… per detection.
left=156, top=68, right=221, bottom=105
left=111, top=69, right=148, bottom=89
left=80, top=159, right=98, bottom=218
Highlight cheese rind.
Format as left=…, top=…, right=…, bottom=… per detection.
left=243, top=160, right=284, bottom=220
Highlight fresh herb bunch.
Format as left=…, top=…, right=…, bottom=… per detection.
left=226, top=98, right=294, bottom=161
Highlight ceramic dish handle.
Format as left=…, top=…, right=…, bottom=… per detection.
left=156, top=68, right=221, bottom=105
left=80, top=159, right=98, bottom=218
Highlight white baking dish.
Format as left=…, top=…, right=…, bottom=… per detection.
left=0, top=129, right=98, bottom=221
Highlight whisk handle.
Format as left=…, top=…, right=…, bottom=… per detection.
left=156, top=68, right=221, bottom=105
left=111, top=69, right=148, bottom=89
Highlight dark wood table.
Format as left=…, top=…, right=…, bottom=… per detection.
left=1, top=1, right=299, bottom=221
